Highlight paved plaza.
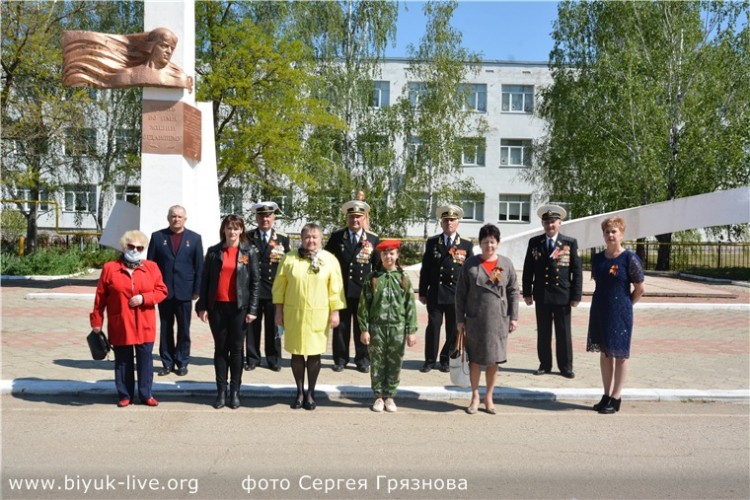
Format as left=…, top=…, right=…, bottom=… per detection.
left=2, top=269, right=748, bottom=404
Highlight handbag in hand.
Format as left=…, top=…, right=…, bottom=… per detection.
left=449, top=329, right=470, bottom=387
left=87, top=330, right=111, bottom=360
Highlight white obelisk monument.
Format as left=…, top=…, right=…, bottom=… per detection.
left=139, top=0, right=220, bottom=247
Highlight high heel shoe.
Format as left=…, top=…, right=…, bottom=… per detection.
left=599, top=397, right=621, bottom=414
left=593, top=395, right=610, bottom=411
left=228, top=388, right=241, bottom=409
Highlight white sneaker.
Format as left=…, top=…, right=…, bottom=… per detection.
left=371, top=398, right=384, bottom=412
left=384, top=398, right=397, bottom=413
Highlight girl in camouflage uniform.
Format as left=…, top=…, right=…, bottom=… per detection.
left=358, top=240, right=417, bottom=412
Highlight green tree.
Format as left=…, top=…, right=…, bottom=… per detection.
left=195, top=1, right=344, bottom=222
left=288, top=0, right=400, bottom=232
left=395, top=0, right=487, bottom=237
left=528, top=0, right=749, bottom=269
left=1, top=1, right=94, bottom=253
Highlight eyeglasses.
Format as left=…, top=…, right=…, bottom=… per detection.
left=126, top=244, right=145, bottom=252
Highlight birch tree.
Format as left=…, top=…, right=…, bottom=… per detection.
left=528, top=0, right=749, bottom=268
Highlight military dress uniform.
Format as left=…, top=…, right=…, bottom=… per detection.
left=245, top=226, right=289, bottom=371
left=358, top=268, right=417, bottom=398
left=419, top=221, right=473, bottom=371
left=522, top=206, right=582, bottom=376
left=325, top=226, right=381, bottom=371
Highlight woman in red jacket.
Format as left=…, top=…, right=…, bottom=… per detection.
left=91, top=230, right=168, bottom=407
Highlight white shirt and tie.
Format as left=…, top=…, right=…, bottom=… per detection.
left=547, top=236, right=557, bottom=255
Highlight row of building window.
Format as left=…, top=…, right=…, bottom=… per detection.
left=12, top=186, right=139, bottom=213
left=7, top=133, right=533, bottom=169
left=11, top=186, right=532, bottom=225
left=219, top=188, right=532, bottom=224
left=4, top=128, right=138, bottom=158
left=373, top=82, right=534, bottom=114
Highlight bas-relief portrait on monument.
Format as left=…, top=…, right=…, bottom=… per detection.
left=62, top=27, right=193, bottom=92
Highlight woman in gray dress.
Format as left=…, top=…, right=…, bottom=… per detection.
left=456, top=224, right=519, bottom=414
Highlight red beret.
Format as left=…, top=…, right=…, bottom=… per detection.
left=376, top=239, right=401, bottom=252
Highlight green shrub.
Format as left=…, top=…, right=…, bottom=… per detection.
left=1, top=209, right=27, bottom=242
left=0, top=247, right=118, bottom=276
left=682, top=267, right=750, bottom=282
left=80, top=247, right=118, bottom=268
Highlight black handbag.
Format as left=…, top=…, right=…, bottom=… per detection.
left=87, top=330, right=111, bottom=360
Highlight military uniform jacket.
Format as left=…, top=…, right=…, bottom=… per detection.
left=522, top=233, right=582, bottom=306
left=247, top=228, right=290, bottom=300
left=357, top=269, right=418, bottom=336
left=324, top=228, right=381, bottom=299
left=418, top=234, right=474, bottom=305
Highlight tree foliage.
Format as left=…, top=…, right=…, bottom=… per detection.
left=1, top=1, right=97, bottom=253
left=395, top=0, right=487, bottom=237
left=527, top=0, right=749, bottom=267
left=195, top=1, right=345, bottom=222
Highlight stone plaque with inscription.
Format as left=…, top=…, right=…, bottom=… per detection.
left=142, top=100, right=202, bottom=161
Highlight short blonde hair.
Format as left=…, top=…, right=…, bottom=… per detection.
left=601, top=216, right=626, bottom=233
left=119, top=230, right=148, bottom=250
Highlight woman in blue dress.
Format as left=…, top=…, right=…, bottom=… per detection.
left=586, top=216, right=645, bottom=414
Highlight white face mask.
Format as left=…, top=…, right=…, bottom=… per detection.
left=123, top=249, right=143, bottom=262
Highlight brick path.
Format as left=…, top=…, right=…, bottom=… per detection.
left=1, top=270, right=748, bottom=399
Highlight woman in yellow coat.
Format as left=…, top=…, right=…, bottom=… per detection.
left=273, top=222, right=345, bottom=410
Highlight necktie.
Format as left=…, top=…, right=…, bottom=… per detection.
left=445, top=236, right=451, bottom=247
left=548, top=238, right=554, bottom=254
left=263, top=232, right=269, bottom=244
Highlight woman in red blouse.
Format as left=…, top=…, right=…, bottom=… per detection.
left=90, top=230, right=168, bottom=407
left=196, top=215, right=260, bottom=409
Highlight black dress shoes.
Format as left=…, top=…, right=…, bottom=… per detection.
left=593, top=395, right=610, bottom=411
left=213, top=391, right=226, bottom=409
left=439, top=363, right=450, bottom=373
left=157, top=367, right=172, bottom=376
left=561, top=370, right=575, bottom=379
left=533, top=368, right=551, bottom=376
left=357, top=365, right=370, bottom=373
left=419, top=363, right=434, bottom=373
left=175, top=367, right=188, bottom=376
left=228, top=389, right=240, bottom=409
left=291, top=391, right=305, bottom=409
left=269, top=365, right=282, bottom=372
left=303, top=399, right=317, bottom=411
left=244, top=363, right=257, bottom=371
left=332, top=364, right=344, bottom=372
left=599, top=397, right=621, bottom=414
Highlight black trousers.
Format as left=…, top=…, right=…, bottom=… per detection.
left=158, top=298, right=192, bottom=370
left=332, top=297, right=370, bottom=368
left=208, top=302, right=246, bottom=390
left=424, top=301, right=457, bottom=366
left=534, top=303, right=573, bottom=372
left=245, top=298, right=281, bottom=368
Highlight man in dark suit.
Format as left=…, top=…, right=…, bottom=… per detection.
left=418, top=204, right=473, bottom=373
left=147, top=205, right=203, bottom=376
left=244, top=201, right=289, bottom=372
left=522, top=204, right=582, bottom=379
left=325, top=199, right=380, bottom=373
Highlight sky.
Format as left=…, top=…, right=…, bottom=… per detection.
left=386, top=1, right=560, bottom=62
